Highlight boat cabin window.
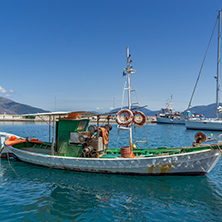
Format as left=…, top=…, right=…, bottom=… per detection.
left=77, top=120, right=88, bottom=131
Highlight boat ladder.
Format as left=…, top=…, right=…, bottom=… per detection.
left=134, top=124, right=148, bottom=149
left=130, top=86, right=148, bottom=148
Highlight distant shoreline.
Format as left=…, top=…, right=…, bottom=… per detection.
left=0, top=117, right=157, bottom=124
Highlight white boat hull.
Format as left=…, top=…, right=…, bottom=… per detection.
left=156, top=117, right=185, bottom=125
left=185, top=119, right=222, bottom=131
left=6, top=146, right=221, bottom=175
left=0, top=132, right=24, bottom=158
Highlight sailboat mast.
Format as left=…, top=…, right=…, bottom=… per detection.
left=216, top=10, right=221, bottom=119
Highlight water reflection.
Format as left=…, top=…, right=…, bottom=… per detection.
left=0, top=160, right=222, bottom=221
left=1, top=123, right=222, bottom=221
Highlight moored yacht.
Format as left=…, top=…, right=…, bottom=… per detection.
left=185, top=10, right=222, bottom=131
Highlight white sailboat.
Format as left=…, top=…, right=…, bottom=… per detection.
left=185, top=10, right=222, bottom=131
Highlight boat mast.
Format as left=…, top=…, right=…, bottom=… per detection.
left=186, top=14, right=219, bottom=112
left=216, top=10, right=221, bottom=119
left=126, top=46, right=133, bottom=149
left=126, top=46, right=132, bottom=110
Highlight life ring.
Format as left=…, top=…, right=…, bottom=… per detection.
left=133, top=111, right=146, bottom=125
left=116, top=109, right=133, bottom=126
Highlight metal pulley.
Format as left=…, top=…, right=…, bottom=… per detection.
left=104, top=124, right=112, bottom=132
left=79, top=135, right=88, bottom=143
left=195, top=132, right=207, bottom=144
left=82, top=146, right=93, bottom=154
left=88, top=125, right=98, bottom=134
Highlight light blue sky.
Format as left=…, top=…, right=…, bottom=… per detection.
left=1, top=0, right=222, bottom=112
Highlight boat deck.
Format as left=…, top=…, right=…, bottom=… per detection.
left=21, top=147, right=53, bottom=155
left=106, top=147, right=183, bottom=157
left=12, top=143, right=215, bottom=158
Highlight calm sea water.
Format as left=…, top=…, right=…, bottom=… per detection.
left=0, top=122, right=222, bottom=221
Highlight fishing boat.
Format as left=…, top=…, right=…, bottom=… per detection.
left=1, top=47, right=222, bottom=176
left=156, top=96, right=185, bottom=125
left=185, top=10, right=222, bottom=131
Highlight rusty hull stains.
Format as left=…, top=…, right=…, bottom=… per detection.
left=148, top=163, right=176, bottom=174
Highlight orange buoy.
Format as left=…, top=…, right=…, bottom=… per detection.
left=9, top=135, right=17, bottom=141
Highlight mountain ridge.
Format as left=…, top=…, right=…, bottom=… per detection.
left=110, top=103, right=222, bottom=118
left=0, top=97, right=49, bottom=115
left=0, top=96, right=221, bottom=118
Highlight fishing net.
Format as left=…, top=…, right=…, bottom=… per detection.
left=57, top=141, right=83, bottom=157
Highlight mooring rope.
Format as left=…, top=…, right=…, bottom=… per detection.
left=0, top=144, right=5, bottom=158
left=209, top=142, right=222, bottom=155
left=216, top=143, right=222, bottom=154
left=6, top=146, right=19, bottom=177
